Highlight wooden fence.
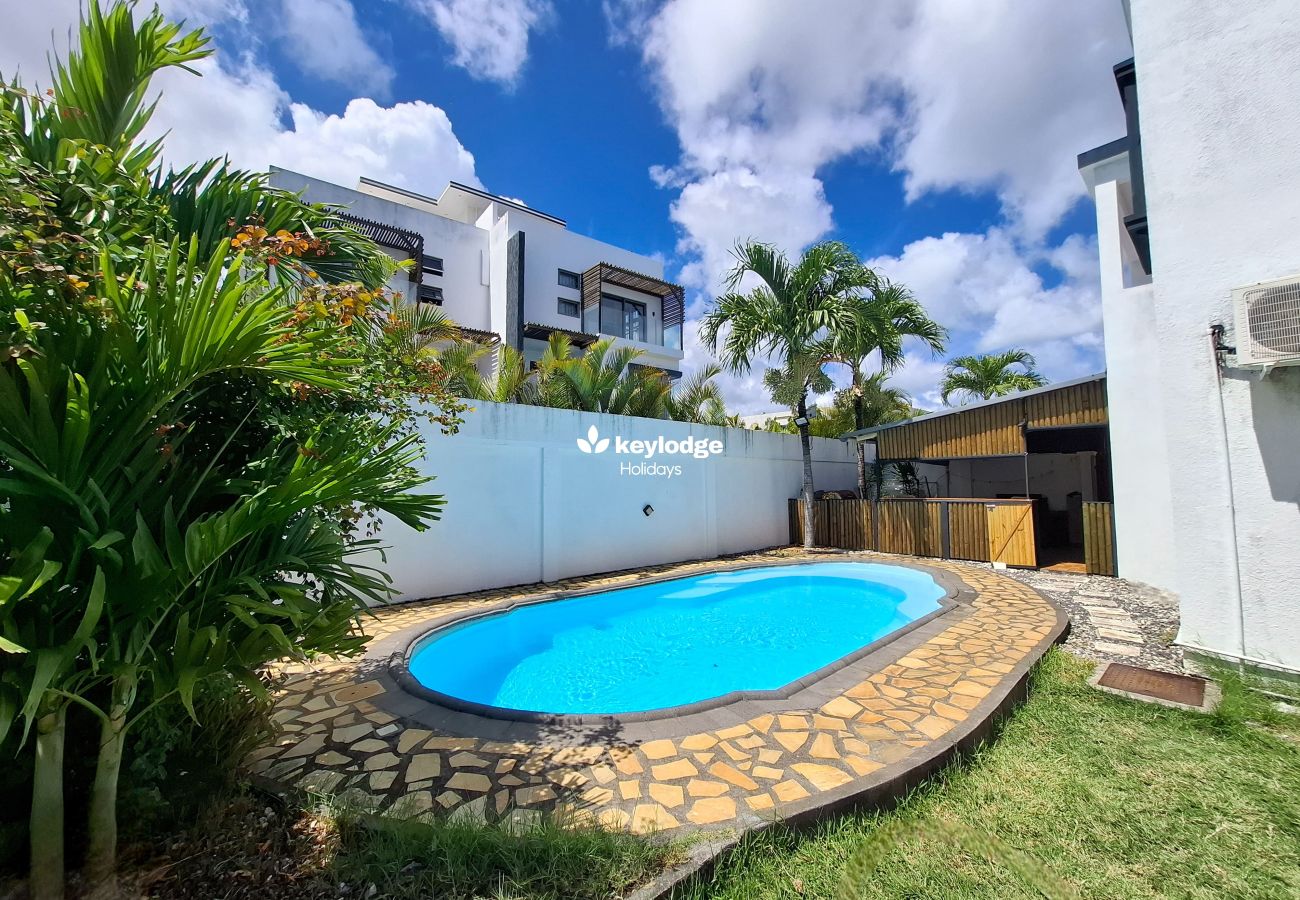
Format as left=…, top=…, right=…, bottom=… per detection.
left=1082, top=501, right=1117, bottom=576
left=789, top=497, right=1037, bottom=567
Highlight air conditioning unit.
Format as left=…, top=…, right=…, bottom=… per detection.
left=1232, top=274, right=1300, bottom=369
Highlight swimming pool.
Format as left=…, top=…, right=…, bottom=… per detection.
left=405, top=562, right=947, bottom=717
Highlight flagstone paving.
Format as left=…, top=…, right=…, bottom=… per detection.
left=250, top=550, right=1066, bottom=836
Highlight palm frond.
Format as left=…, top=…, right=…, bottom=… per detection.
left=940, top=349, right=1046, bottom=404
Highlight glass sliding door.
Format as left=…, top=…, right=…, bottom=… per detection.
left=600, top=294, right=647, bottom=342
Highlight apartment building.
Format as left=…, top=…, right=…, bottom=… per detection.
left=269, top=168, right=686, bottom=376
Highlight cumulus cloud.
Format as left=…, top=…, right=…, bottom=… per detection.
left=672, top=168, right=833, bottom=297
left=867, top=231, right=1102, bottom=354
left=892, top=0, right=1129, bottom=238
left=867, top=230, right=1105, bottom=404
left=0, top=1, right=480, bottom=197
left=275, top=0, right=395, bottom=97
left=618, top=0, right=1128, bottom=402
left=408, top=0, right=552, bottom=86
left=263, top=99, right=480, bottom=194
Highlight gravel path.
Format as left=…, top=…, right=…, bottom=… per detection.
left=951, top=563, right=1184, bottom=673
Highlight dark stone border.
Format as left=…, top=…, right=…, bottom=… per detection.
left=373, top=557, right=973, bottom=732
left=626, top=579, right=1072, bottom=900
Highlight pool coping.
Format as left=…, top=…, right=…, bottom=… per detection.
left=251, top=549, right=1071, bottom=863
left=625, top=568, right=1070, bottom=900
left=374, top=557, right=977, bottom=733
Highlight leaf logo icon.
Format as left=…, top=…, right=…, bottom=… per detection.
left=577, top=425, right=609, bottom=454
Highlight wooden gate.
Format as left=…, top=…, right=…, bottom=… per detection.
left=789, top=498, right=1036, bottom=567
left=1082, top=501, right=1117, bottom=576
left=985, top=502, right=1036, bottom=567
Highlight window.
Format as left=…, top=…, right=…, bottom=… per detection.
left=599, top=294, right=646, bottom=343
left=421, top=254, right=443, bottom=277
left=557, top=269, right=581, bottom=289
left=557, top=298, right=580, bottom=318
left=417, top=285, right=443, bottom=305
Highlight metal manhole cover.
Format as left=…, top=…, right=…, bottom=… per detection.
left=1097, top=663, right=1207, bottom=707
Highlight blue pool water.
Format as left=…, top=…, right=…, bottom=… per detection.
left=407, top=562, right=944, bottom=715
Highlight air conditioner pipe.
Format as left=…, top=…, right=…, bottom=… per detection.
left=1208, top=323, right=1248, bottom=671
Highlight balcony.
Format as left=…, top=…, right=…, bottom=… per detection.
left=580, top=262, right=685, bottom=352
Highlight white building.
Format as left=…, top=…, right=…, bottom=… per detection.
left=268, top=169, right=686, bottom=376
left=1079, top=0, right=1300, bottom=674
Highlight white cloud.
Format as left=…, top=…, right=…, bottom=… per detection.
left=275, top=0, right=395, bottom=97
left=266, top=99, right=481, bottom=194
left=630, top=0, right=1129, bottom=292
left=672, top=167, right=833, bottom=297
left=892, top=0, right=1130, bottom=238
left=619, top=0, right=1128, bottom=403
left=0, top=1, right=481, bottom=198
left=867, top=230, right=1105, bottom=402
left=678, top=320, right=780, bottom=416
left=867, top=230, right=1102, bottom=355
left=408, top=0, right=552, bottom=86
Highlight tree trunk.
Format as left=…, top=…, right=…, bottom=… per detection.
left=852, top=390, right=867, bottom=499
left=797, top=392, right=816, bottom=550
left=85, top=672, right=137, bottom=898
left=30, top=701, right=66, bottom=900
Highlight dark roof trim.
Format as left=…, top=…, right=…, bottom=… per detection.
left=336, top=212, right=423, bottom=284
left=447, top=181, right=567, bottom=227
left=358, top=177, right=440, bottom=207
left=1114, top=57, right=1136, bottom=102
left=580, top=262, right=686, bottom=329
left=356, top=177, right=568, bottom=228
left=523, top=322, right=598, bottom=347
left=842, top=373, right=1107, bottom=441
left=1077, top=136, right=1128, bottom=171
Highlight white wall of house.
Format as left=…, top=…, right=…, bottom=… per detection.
left=504, top=210, right=683, bottom=371
left=1125, top=0, right=1300, bottom=672
left=268, top=170, right=682, bottom=371
left=359, top=401, right=861, bottom=601
left=1081, top=162, right=1179, bottom=590
left=269, top=168, right=494, bottom=331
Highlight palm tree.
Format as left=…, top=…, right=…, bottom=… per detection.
left=0, top=5, right=453, bottom=896
left=667, top=363, right=731, bottom=425
left=940, top=349, right=1047, bottom=405
left=457, top=343, right=539, bottom=404
left=701, top=240, right=873, bottom=549
left=763, top=354, right=833, bottom=419
left=824, top=280, right=945, bottom=495
left=537, top=334, right=670, bottom=417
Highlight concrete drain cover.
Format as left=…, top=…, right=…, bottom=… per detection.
left=1090, top=663, right=1218, bottom=712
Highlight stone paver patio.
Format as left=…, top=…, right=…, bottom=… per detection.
left=250, top=550, right=1066, bottom=835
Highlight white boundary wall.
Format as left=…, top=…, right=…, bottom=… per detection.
left=367, top=401, right=861, bottom=601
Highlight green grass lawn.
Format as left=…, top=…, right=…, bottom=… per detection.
left=674, top=651, right=1300, bottom=900
left=88, top=650, right=1300, bottom=899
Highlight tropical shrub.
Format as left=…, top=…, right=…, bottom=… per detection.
left=0, top=4, right=464, bottom=898
left=444, top=331, right=732, bottom=424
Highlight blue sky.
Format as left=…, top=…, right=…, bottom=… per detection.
left=5, top=0, right=1134, bottom=412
